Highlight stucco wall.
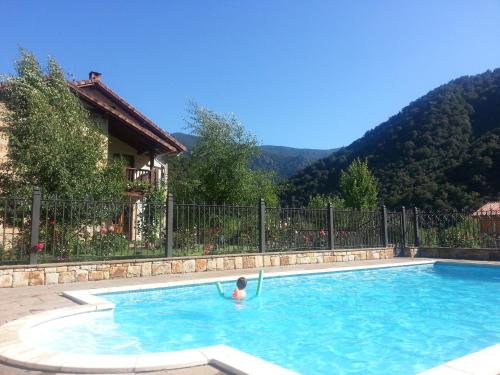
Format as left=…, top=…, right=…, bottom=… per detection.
left=0, top=247, right=395, bottom=288
left=0, top=103, right=10, bottom=168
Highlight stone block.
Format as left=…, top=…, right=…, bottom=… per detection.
left=75, top=269, right=89, bottom=282
left=89, top=271, right=105, bottom=281
left=207, top=259, right=217, bottom=271
left=324, top=255, right=335, bottom=263
left=127, top=265, right=141, bottom=278
left=79, top=265, right=96, bottom=271
left=171, top=260, right=183, bottom=273
left=12, top=272, right=29, bottom=287
left=109, top=266, right=127, bottom=279
left=56, top=266, right=68, bottom=272
left=183, top=259, right=196, bottom=273
left=216, top=257, right=225, bottom=270
left=141, top=262, right=152, bottom=277
left=45, top=273, right=59, bottom=285
left=58, top=271, right=75, bottom=283
left=234, top=257, right=243, bottom=269
left=152, top=262, right=170, bottom=276
left=254, top=255, right=263, bottom=268
left=263, top=256, right=271, bottom=267
left=0, top=269, right=13, bottom=276
left=224, top=258, right=235, bottom=270
left=44, top=267, right=57, bottom=273
left=28, top=270, right=45, bottom=286
left=270, top=256, right=280, bottom=266
left=0, top=274, right=13, bottom=287
left=195, top=259, right=207, bottom=272
left=96, top=264, right=110, bottom=271
left=242, top=256, right=255, bottom=269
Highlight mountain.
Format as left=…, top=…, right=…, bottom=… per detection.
left=282, top=69, right=500, bottom=210
left=172, top=132, right=336, bottom=178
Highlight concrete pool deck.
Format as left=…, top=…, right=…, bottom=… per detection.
left=0, top=258, right=498, bottom=374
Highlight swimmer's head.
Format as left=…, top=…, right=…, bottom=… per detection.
left=236, top=277, right=247, bottom=290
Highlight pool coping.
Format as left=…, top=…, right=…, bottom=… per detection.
left=0, top=259, right=498, bottom=374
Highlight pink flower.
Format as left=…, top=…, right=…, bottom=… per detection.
left=319, top=229, right=327, bottom=237
left=100, top=227, right=108, bottom=234
left=49, top=220, right=56, bottom=225
left=108, top=225, right=115, bottom=233
left=33, top=243, right=45, bottom=252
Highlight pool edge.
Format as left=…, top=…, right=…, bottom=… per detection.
left=1, top=259, right=499, bottom=374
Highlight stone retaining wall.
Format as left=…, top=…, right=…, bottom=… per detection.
left=406, top=247, right=500, bottom=261
left=409, top=247, right=500, bottom=261
left=0, top=247, right=394, bottom=288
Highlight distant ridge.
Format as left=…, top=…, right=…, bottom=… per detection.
left=172, top=132, right=337, bottom=178
left=282, top=69, right=500, bottom=210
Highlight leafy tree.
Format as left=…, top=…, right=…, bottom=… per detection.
left=308, top=194, right=344, bottom=209
left=339, top=158, right=378, bottom=209
left=168, top=103, right=278, bottom=205
left=0, top=50, right=126, bottom=199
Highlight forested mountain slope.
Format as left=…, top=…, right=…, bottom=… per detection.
left=172, top=132, right=336, bottom=178
left=283, top=69, right=500, bottom=210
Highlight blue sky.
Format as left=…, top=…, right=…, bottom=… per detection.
left=1, top=1, right=500, bottom=149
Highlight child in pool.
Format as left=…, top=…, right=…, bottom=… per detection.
left=232, top=277, right=247, bottom=300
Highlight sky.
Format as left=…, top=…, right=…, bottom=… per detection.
left=1, top=1, right=500, bottom=149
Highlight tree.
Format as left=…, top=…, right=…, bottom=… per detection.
left=0, top=50, right=126, bottom=199
left=339, top=158, right=378, bottom=209
left=308, top=194, right=344, bottom=209
left=168, top=103, right=278, bottom=205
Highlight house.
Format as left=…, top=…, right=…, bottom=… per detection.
left=0, top=71, right=185, bottom=192
left=472, top=202, right=500, bottom=237
left=0, top=71, right=185, bottom=241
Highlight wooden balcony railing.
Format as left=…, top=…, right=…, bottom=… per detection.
left=125, top=167, right=162, bottom=187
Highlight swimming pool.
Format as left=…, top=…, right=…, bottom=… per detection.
left=25, top=262, right=500, bottom=374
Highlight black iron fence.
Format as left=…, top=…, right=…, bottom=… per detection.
left=0, top=188, right=499, bottom=265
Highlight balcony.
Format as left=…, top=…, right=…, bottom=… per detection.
left=125, top=167, right=163, bottom=192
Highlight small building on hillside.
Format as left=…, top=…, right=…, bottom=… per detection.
left=472, top=202, right=500, bottom=237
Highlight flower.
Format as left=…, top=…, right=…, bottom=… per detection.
left=108, top=225, right=115, bottom=233
left=49, top=220, right=56, bottom=225
left=319, top=229, right=327, bottom=237
left=33, top=243, right=45, bottom=252
left=100, top=227, right=108, bottom=234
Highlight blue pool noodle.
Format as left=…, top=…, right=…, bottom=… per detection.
left=216, top=282, right=225, bottom=297
left=256, top=270, right=264, bottom=296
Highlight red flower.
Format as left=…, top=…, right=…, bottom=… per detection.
left=33, top=243, right=45, bottom=252
left=319, top=229, right=327, bottom=237
left=100, top=227, right=108, bottom=234
left=49, top=220, right=56, bottom=225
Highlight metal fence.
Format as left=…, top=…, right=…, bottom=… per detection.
left=0, top=188, right=499, bottom=265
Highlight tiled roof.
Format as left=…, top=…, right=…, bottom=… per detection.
left=71, top=76, right=185, bottom=154
left=473, top=202, right=500, bottom=216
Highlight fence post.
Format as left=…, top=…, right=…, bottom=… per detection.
left=401, top=206, right=407, bottom=249
left=382, top=205, right=388, bottom=247
left=259, top=198, right=266, bottom=253
left=29, top=187, right=41, bottom=265
left=165, top=193, right=173, bottom=258
left=413, top=206, right=420, bottom=247
left=327, top=202, right=335, bottom=250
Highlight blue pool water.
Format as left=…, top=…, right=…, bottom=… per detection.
left=29, top=263, right=500, bottom=374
